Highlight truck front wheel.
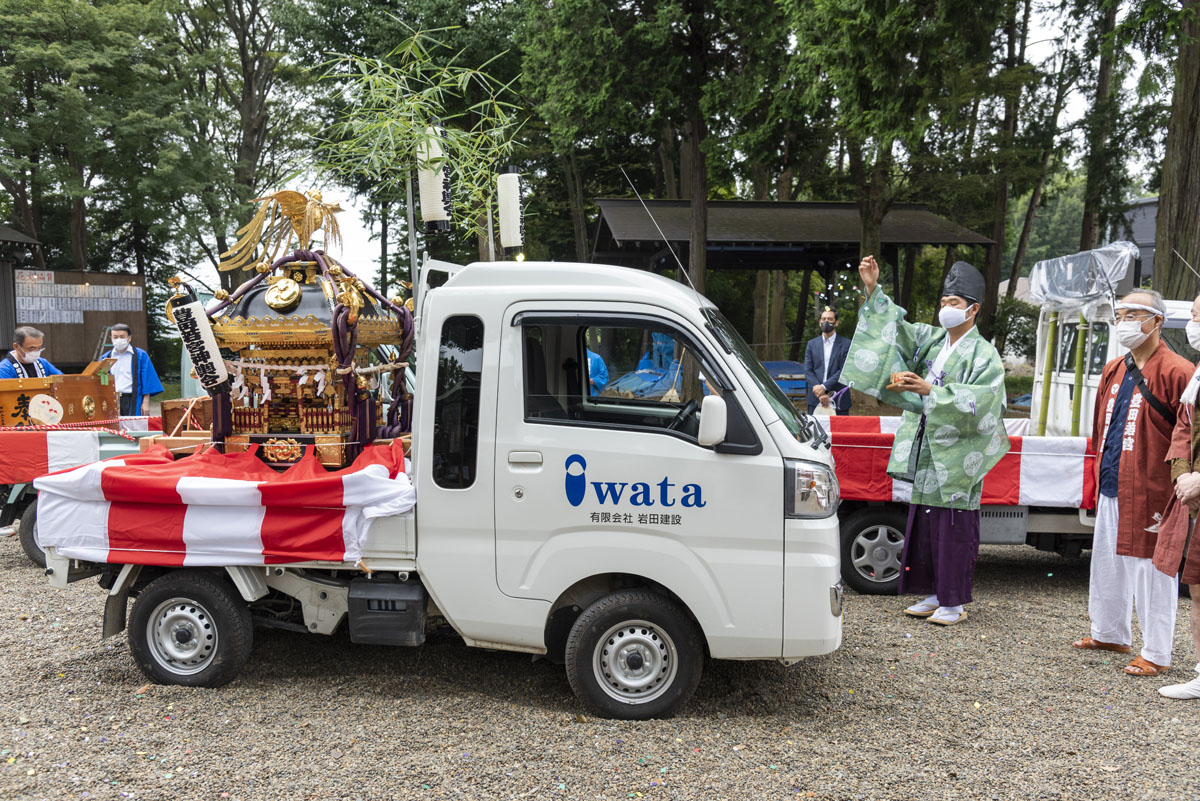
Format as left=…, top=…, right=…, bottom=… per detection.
left=128, top=571, right=253, bottom=688
left=840, top=506, right=907, bottom=595
left=565, top=590, right=702, bottom=720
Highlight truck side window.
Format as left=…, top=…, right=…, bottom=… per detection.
left=433, top=316, right=484, bottom=489
left=520, top=319, right=755, bottom=449
left=1057, top=321, right=1110, bottom=377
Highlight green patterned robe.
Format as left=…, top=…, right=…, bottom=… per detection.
left=840, top=287, right=1010, bottom=511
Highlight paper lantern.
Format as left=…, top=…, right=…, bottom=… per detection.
left=416, top=125, right=451, bottom=232
left=497, top=168, right=524, bottom=252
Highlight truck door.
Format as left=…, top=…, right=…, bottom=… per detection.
left=493, top=305, right=786, bottom=656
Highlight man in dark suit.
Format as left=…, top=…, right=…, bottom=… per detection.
left=803, top=306, right=852, bottom=415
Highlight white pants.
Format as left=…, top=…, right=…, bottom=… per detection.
left=1090, top=494, right=1179, bottom=665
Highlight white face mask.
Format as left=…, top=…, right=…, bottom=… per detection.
left=1116, top=319, right=1153, bottom=350
left=938, top=304, right=975, bottom=330
left=19, top=348, right=43, bottom=364
left=1187, top=321, right=1200, bottom=351
left=112, top=338, right=130, bottom=352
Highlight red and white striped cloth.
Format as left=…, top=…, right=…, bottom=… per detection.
left=118, top=416, right=163, bottom=433
left=0, top=430, right=102, bottom=484
left=815, top=416, right=1096, bottom=509
left=0, top=417, right=160, bottom=483
left=34, top=440, right=415, bottom=567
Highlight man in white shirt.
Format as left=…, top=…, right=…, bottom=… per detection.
left=100, top=324, right=164, bottom=416
left=803, top=307, right=852, bottom=415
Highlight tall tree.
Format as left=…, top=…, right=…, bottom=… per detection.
left=786, top=0, right=1004, bottom=268
left=1078, top=0, right=1121, bottom=252
left=171, top=0, right=314, bottom=291
left=1150, top=0, right=1200, bottom=300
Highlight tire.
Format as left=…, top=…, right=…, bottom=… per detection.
left=840, top=506, right=908, bottom=595
left=19, top=502, right=45, bottom=568
left=565, top=589, right=703, bottom=720
left=128, top=570, right=253, bottom=688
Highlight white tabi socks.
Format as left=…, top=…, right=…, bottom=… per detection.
left=905, top=595, right=940, bottom=616
left=930, top=605, right=965, bottom=624
left=1158, top=663, right=1200, bottom=700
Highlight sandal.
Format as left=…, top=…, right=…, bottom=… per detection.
left=1124, top=656, right=1169, bottom=677
left=1072, top=637, right=1131, bottom=654
left=928, top=610, right=967, bottom=626
left=905, top=602, right=938, bottom=618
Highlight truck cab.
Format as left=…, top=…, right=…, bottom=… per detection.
left=1029, top=300, right=1198, bottom=437
left=42, top=260, right=844, bottom=720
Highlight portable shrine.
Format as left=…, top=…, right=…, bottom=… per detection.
left=169, top=190, right=414, bottom=467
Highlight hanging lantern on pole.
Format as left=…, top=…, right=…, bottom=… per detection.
left=416, top=123, right=451, bottom=233
left=497, top=166, right=524, bottom=259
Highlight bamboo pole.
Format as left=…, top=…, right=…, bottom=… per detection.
left=1070, top=314, right=1088, bottom=436
left=1037, top=311, right=1059, bottom=436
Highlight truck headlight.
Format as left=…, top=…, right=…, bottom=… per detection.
left=785, top=459, right=839, bottom=519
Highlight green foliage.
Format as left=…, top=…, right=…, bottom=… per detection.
left=319, top=28, right=523, bottom=251
left=993, top=296, right=1040, bottom=362
left=1004, top=172, right=1086, bottom=274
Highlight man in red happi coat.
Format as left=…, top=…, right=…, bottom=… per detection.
left=1073, top=291, right=1193, bottom=677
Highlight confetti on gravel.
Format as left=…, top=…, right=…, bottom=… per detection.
left=0, top=543, right=1197, bottom=800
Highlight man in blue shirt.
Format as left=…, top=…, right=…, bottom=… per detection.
left=587, top=349, right=609, bottom=393
left=100, top=323, right=164, bottom=416
left=0, top=326, right=63, bottom=379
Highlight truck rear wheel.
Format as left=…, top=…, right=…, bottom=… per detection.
left=128, top=571, right=253, bottom=688
left=565, top=590, right=702, bottom=720
left=840, top=506, right=907, bottom=595
left=19, top=503, right=45, bottom=568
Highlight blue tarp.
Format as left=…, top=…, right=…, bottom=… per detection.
left=762, top=360, right=807, bottom=397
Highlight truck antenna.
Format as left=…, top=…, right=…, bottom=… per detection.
left=1174, top=248, right=1200, bottom=281
left=617, top=166, right=697, bottom=294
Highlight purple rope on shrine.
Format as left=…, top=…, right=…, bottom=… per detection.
left=204, top=253, right=294, bottom=319
left=316, top=253, right=415, bottom=438
left=830, top=383, right=852, bottom=406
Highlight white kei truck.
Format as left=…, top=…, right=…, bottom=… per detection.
left=42, top=260, right=843, bottom=720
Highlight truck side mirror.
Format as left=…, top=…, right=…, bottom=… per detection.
left=697, top=395, right=728, bottom=447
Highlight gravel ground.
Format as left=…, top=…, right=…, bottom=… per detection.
left=1, top=541, right=1197, bottom=801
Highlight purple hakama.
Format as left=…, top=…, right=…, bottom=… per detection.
left=898, top=504, right=980, bottom=607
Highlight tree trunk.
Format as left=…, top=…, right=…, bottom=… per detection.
left=379, top=201, right=388, bottom=293
left=982, top=0, right=1021, bottom=341
left=685, top=114, right=708, bottom=294
left=1080, top=1, right=1119, bottom=252
left=68, top=156, right=88, bottom=271
left=658, top=122, right=678, bottom=199
left=0, top=175, right=43, bottom=269
left=789, top=268, right=812, bottom=361
left=133, top=220, right=148, bottom=276
left=1007, top=174, right=1046, bottom=299
left=849, top=140, right=892, bottom=263
left=901, top=246, right=917, bottom=309
left=939, top=246, right=958, bottom=321
left=768, top=270, right=787, bottom=360
left=1007, top=68, right=1069, bottom=298
left=751, top=164, right=770, bottom=357
left=1154, top=0, right=1200, bottom=302
left=752, top=272, right=770, bottom=358
left=679, top=122, right=693, bottom=202
left=563, top=149, right=590, bottom=261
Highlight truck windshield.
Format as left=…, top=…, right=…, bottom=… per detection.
left=704, top=309, right=806, bottom=438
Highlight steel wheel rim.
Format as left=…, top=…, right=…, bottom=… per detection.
left=592, top=618, right=678, bottom=705
left=850, top=523, right=904, bottom=583
left=146, top=597, right=218, bottom=676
